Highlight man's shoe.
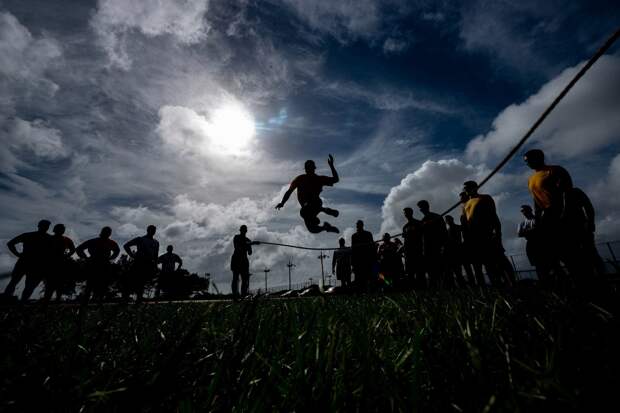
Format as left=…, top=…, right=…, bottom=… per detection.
left=323, top=223, right=340, bottom=233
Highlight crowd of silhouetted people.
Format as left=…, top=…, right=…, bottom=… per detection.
left=0, top=222, right=209, bottom=303
left=325, top=149, right=610, bottom=292
left=1, top=149, right=613, bottom=303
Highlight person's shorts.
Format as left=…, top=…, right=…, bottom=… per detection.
left=300, top=199, right=323, bottom=220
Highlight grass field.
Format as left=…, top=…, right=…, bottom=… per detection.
left=2, top=285, right=620, bottom=412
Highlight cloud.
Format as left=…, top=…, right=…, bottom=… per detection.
left=382, top=38, right=408, bottom=54
left=280, top=0, right=381, bottom=43
left=319, top=81, right=455, bottom=114
left=380, top=159, right=485, bottom=234
left=91, top=0, right=210, bottom=69
left=458, top=0, right=563, bottom=74
left=466, top=55, right=620, bottom=163
left=588, top=153, right=620, bottom=241
left=1, top=118, right=69, bottom=173
left=379, top=158, right=522, bottom=234
left=0, top=11, right=61, bottom=113
left=0, top=11, right=62, bottom=80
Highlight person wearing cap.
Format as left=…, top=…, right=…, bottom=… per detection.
left=275, top=155, right=340, bottom=234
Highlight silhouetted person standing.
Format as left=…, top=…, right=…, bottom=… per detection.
left=517, top=205, right=545, bottom=279
left=124, top=225, right=159, bottom=302
left=351, top=220, right=376, bottom=291
left=445, top=215, right=473, bottom=287
left=43, top=224, right=76, bottom=302
left=417, top=200, right=448, bottom=288
left=402, top=207, right=425, bottom=289
left=157, top=245, right=183, bottom=298
left=231, top=225, right=258, bottom=299
left=5, top=219, right=52, bottom=301
left=524, top=149, right=580, bottom=283
left=76, top=227, right=120, bottom=303
left=462, top=181, right=505, bottom=287
left=567, top=187, right=607, bottom=277
left=377, top=233, right=402, bottom=288
left=275, top=154, right=340, bottom=234
left=332, top=238, right=352, bottom=288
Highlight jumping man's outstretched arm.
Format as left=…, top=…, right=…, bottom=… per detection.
left=275, top=181, right=297, bottom=210
left=328, top=154, right=339, bottom=184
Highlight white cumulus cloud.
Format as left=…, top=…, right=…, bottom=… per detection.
left=91, top=0, right=210, bottom=69
left=466, top=55, right=620, bottom=163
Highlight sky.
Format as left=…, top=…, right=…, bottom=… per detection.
left=1, top=0, right=619, bottom=292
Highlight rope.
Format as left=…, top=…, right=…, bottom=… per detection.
left=255, top=27, right=620, bottom=252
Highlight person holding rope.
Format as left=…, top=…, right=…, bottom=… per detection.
left=231, top=225, right=259, bottom=299
left=275, top=154, right=340, bottom=234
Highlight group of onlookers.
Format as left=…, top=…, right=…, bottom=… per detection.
left=3, top=149, right=610, bottom=301
left=2, top=223, right=183, bottom=302
left=330, top=149, right=608, bottom=291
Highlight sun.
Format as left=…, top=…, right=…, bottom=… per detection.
left=207, top=104, right=256, bottom=154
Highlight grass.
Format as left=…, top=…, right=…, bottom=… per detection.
left=1, top=286, right=620, bottom=412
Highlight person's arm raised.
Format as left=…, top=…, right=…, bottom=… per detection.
left=328, top=154, right=339, bottom=184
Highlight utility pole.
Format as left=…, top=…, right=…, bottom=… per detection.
left=317, top=252, right=329, bottom=288
left=263, top=268, right=271, bottom=291
left=286, top=260, right=296, bottom=290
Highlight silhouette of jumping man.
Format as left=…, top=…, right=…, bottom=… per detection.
left=231, top=225, right=259, bottom=299
left=43, top=224, right=76, bottom=302
left=76, top=227, right=120, bottom=303
left=123, top=225, right=159, bottom=302
left=402, top=207, right=424, bottom=289
left=332, top=238, right=352, bottom=288
left=157, top=245, right=183, bottom=298
left=275, top=154, right=340, bottom=234
left=5, top=219, right=52, bottom=301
